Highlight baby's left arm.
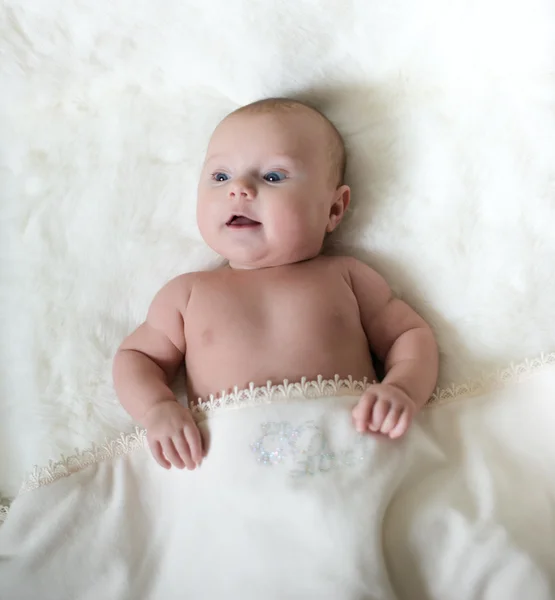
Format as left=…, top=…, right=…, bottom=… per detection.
left=346, top=257, right=439, bottom=437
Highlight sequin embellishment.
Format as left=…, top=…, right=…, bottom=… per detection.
left=251, top=421, right=368, bottom=477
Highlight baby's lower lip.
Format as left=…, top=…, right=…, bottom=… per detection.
left=226, top=216, right=262, bottom=228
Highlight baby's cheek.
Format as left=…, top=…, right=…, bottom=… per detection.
left=197, top=196, right=221, bottom=229
left=196, top=197, right=209, bottom=226
left=268, top=205, right=302, bottom=239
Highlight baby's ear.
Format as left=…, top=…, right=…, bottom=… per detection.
left=326, top=185, right=351, bottom=232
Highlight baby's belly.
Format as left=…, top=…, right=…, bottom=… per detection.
left=185, top=321, right=376, bottom=402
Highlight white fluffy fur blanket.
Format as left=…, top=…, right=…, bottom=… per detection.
left=1, top=364, right=555, bottom=599
left=1, top=2, right=555, bottom=589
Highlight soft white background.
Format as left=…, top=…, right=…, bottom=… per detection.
left=1, top=0, right=554, bottom=497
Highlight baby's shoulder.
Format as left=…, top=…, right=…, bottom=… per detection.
left=163, top=267, right=234, bottom=293
left=152, top=270, right=210, bottom=306
left=318, top=255, right=389, bottom=292
left=317, top=254, right=375, bottom=276
left=160, top=271, right=199, bottom=292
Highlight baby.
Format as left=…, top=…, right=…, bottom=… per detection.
left=113, top=98, right=439, bottom=470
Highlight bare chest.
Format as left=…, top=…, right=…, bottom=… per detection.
left=188, top=271, right=357, bottom=344
left=182, top=261, right=374, bottom=398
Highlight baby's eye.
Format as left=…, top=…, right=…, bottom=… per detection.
left=212, top=172, right=230, bottom=182
left=263, top=171, right=286, bottom=183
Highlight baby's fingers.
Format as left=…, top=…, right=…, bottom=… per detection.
left=380, top=404, right=404, bottom=435
left=150, top=440, right=171, bottom=470
left=370, top=399, right=390, bottom=432
left=352, top=393, right=377, bottom=432
left=173, top=432, right=195, bottom=470
left=161, top=438, right=186, bottom=469
left=388, top=408, right=412, bottom=439
left=184, top=423, right=204, bottom=466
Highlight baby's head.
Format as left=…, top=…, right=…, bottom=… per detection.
left=197, top=98, right=350, bottom=269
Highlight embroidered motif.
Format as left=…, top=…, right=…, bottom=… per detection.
left=251, top=420, right=368, bottom=477
left=251, top=422, right=300, bottom=466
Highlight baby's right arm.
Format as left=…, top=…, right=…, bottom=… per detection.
left=113, top=275, right=203, bottom=470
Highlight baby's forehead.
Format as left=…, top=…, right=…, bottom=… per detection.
left=209, top=108, right=330, bottom=151
left=207, top=100, right=345, bottom=183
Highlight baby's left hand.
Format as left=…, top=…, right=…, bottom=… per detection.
left=352, top=383, right=416, bottom=439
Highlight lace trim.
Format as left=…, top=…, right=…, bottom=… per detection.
left=427, top=352, right=555, bottom=406
left=18, top=429, right=147, bottom=494
left=191, top=374, right=370, bottom=420
left=1, top=352, right=553, bottom=522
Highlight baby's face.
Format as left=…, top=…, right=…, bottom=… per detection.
left=197, top=109, right=349, bottom=269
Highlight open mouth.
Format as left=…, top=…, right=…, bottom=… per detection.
left=226, top=215, right=261, bottom=228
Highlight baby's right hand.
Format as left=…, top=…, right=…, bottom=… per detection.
left=142, top=401, right=204, bottom=470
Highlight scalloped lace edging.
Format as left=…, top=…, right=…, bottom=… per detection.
left=428, top=352, right=555, bottom=406
left=191, top=374, right=370, bottom=420
left=18, top=429, right=147, bottom=495
left=1, top=352, right=554, bottom=518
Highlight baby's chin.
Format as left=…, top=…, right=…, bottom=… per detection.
left=214, top=247, right=272, bottom=270
left=205, top=232, right=323, bottom=270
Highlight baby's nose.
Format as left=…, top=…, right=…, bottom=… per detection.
left=229, top=178, right=256, bottom=199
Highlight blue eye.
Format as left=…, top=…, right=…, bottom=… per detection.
left=212, top=172, right=230, bottom=182
left=263, top=171, right=286, bottom=183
